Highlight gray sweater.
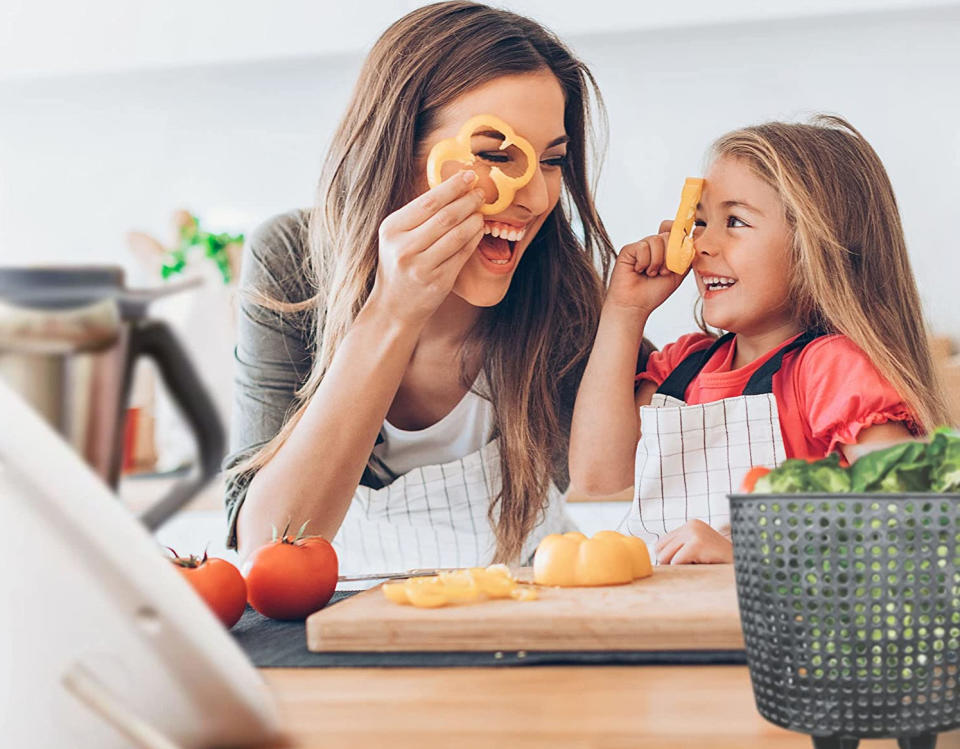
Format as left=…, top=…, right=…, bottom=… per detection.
left=222, top=210, right=317, bottom=548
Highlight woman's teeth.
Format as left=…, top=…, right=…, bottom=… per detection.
left=703, top=275, right=737, bottom=291
left=483, top=222, right=526, bottom=243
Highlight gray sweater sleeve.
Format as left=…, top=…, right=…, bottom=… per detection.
left=223, top=209, right=315, bottom=549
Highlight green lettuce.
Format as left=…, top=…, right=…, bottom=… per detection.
left=747, top=427, right=960, bottom=494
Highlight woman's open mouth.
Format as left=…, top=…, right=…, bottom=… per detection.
left=477, top=221, right=526, bottom=273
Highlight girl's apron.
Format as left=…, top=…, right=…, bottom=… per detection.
left=626, top=330, right=824, bottom=550
left=332, top=439, right=575, bottom=576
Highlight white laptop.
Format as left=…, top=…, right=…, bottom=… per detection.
left=0, top=378, right=281, bottom=748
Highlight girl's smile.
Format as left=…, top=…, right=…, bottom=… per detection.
left=698, top=273, right=738, bottom=296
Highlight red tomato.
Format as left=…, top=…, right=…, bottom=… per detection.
left=244, top=535, right=338, bottom=620
left=740, top=466, right=772, bottom=493
left=169, top=550, right=247, bottom=628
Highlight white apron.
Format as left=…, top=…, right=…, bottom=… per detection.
left=625, top=330, right=824, bottom=552
left=332, top=439, right=575, bottom=576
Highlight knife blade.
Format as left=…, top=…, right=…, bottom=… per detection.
left=336, top=568, right=452, bottom=582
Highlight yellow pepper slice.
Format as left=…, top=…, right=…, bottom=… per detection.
left=436, top=569, right=481, bottom=604
left=469, top=565, right=517, bottom=599
left=426, top=114, right=537, bottom=215
left=381, top=564, right=528, bottom=608
left=665, top=177, right=705, bottom=274
left=509, top=585, right=539, bottom=602
left=403, top=577, right=448, bottom=608
left=381, top=580, right=410, bottom=605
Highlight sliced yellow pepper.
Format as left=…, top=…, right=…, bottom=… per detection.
left=403, top=577, right=448, bottom=608
left=436, top=569, right=481, bottom=603
left=381, top=581, right=410, bottom=605
left=509, top=585, right=539, bottom=602
left=380, top=564, right=524, bottom=608
left=665, top=177, right=705, bottom=274
left=426, top=114, right=537, bottom=215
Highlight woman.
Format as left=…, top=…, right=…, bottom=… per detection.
left=225, top=1, right=646, bottom=572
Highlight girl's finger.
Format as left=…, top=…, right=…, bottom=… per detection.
left=405, top=188, right=485, bottom=253
left=615, top=240, right=646, bottom=273
left=654, top=526, right=680, bottom=554
left=645, top=234, right=667, bottom=276
left=670, top=542, right=697, bottom=565
left=387, top=170, right=479, bottom=232
left=656, top=535, right=684, bottom=565
left=419, top=212, right=485, bottom=267
left=658, top=219, right=673, bottom=235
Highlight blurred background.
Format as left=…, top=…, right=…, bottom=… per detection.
left=1, top=0, right=958, bottom=554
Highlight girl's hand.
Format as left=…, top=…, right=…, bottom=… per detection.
left=655, top=519, right=733, bottom=565
left=370, top=171, right=485, bottom=326
left=605, top=220, right=689, bottom=317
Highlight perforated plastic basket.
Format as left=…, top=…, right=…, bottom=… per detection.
left=729, top=493, right=960, bottom=749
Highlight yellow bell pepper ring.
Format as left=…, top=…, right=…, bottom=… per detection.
left=426, top=114, right=538, bottom=215
left=665, top=177, right=705, bottom=275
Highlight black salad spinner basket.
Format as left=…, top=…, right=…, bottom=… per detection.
left=729, top=493, right=960, bottom=749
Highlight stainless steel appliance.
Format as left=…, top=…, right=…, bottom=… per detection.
left=0, top=266, right=225, bottom=529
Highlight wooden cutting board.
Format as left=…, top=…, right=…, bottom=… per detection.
left=306, top=564, right=745, bottom=652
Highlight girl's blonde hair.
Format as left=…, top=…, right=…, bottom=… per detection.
left=709, top=115, right=949, bottom=432
left=234, top=1, right=615, bottom=562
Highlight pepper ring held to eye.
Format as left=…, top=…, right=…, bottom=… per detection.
left=426, top=114, right=538, bottom=215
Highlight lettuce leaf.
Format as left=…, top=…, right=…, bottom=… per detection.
left=748, top=429, right=960, bottom=494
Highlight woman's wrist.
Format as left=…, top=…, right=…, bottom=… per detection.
left=359, top=287, right=429, bottom=340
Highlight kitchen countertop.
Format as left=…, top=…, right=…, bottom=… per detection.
left=259, top=665, right=958, bottom=748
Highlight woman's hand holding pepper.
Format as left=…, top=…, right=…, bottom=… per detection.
left=369, top=171, right=485, bottom=327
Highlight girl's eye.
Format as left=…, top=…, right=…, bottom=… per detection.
left=542, top=155, right=567, bottom=168
left=727, top=215, right=748, bottom=228
left=694, top=219, right=706, bottom=228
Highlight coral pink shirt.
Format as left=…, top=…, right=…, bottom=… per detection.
left=635, top=332, right=919, bottom=460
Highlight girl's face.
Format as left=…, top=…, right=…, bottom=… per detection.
left=692, top=156, right=799, bottom=337
left=417, top=71, right=568, bottom=307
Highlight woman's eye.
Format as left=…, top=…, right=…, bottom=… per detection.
left=694, top=219, right=706, bottom=228
left=727, top=215, right=748, bottom=228
left=477, top=151, right=510, bottom=163
left=542, top=155, right=567, bottom=168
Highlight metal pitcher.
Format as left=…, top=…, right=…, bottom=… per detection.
left=0, top=266, right=224, bottom=529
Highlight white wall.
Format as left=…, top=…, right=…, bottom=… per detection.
left=0, top=2, right=958, bottom=406
left=3, top=0, right=952, bottom=79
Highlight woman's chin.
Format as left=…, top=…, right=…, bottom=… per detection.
left=451, top=277, right=510, bottom=307
left=450, top=245, right=525, bottom=307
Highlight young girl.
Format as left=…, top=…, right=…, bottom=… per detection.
left=570, top=115, right=950, bottom=565
left=224, top=2, right=628, bottom=572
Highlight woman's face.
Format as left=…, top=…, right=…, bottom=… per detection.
left=417, top=71, right=568, bottom=307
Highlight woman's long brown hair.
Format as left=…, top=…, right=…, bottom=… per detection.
left=709, top=115, right=950, bottom=432
left=235, top=2, right=614, bottom=562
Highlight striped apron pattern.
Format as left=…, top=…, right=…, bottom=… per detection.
left=332, top=439, right=574, bottom=577
left=626, top=330, right=825, bottom=553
